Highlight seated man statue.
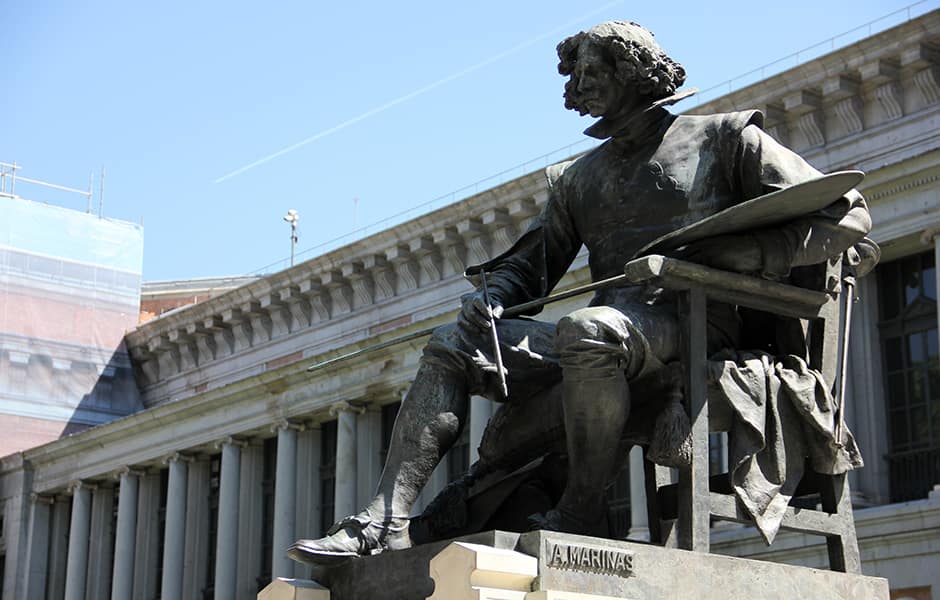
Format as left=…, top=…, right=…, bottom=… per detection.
left=289, top=20, right=871, bottom=564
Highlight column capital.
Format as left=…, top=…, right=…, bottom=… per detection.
left=271, top=419, right=306, bottom=434
left=68, top=480, right=97, bottom=494
left=329, top=400, right=367, bottom=418
left=920, top=225, right=940, bottom=245
left=30, top=493, right=54, bottom=505
left=214, top=436, right=249, bottom=450
left=162, top=452, right=194, bottom=466
left=110, top=466, right=147, bottom=481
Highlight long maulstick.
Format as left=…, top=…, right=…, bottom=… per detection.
left=480, top=270, right=509, bottom=398
left=305, top=272, right=629, bottom=374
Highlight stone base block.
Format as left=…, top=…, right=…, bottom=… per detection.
left=306, top=530, right=521, bottom=599
left=258, top=577, right=330, bottom=599
left=428, top=542, right=537, bottom=599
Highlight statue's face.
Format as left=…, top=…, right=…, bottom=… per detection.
left=566, top=40, right=630, bottom=118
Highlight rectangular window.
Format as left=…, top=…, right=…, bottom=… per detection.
left=257, top=438, right=276, bottom=591
left=380, top=402, right=401, bottom=466
left=109, top=488, right=118, bottom=586
left=879, top=251, right=940, bottom=502
left=155, top=469, right=169, bottom=598
left=320, top=421, right=338, bottom=534
left=8, top=363, right=27, bottom=396
left=708, top=433, right=724, bottom=476
left=202, top=456, right=220, bottom=599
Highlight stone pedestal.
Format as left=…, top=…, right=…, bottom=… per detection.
left=258, top=530, right=889, bottom=600
left=258, top=578, right=330, bottom=600
left=515, top=531, right=888, bottom=599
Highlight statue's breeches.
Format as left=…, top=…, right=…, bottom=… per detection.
left=421, top=301, right=685, bottom=402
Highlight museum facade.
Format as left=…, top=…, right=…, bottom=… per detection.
left=2, top=11, right=940, bottom=600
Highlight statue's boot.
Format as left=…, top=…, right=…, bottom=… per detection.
left=529, top=372, right=629, bottom=537
left=288, top=362, right=467, bottom=565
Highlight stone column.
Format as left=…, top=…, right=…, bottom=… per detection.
left=64, top=481, right=93, bottom=600
left=85, top=485, right=115, bottom=600
left=215, top=438, right=244, bottom=599
left=627, top=446, right=650, bottom=541
left=718, top=432, right=729, bottom=472
left=236, top=442, right=265, bottom=599
left=927, top=228, right=940, bottom=332
left=23, top=494, right=53, bottom=600
left=47, top=495, right=71, bottom=600
left=161, top=454, right=190, bottom=600
left=182, top=457, right=211, bottom=599
left=296, top=426, right=323, bottom=539
left=356, top=407, right=382, bottom=508
left=133, top=472, right=162, bottom=600
left=331, top=402, right=364, bottom=519
left=111, top=468, right=140, bottom=600
left=847, top=275, right=891, bottom=503
left=272, top=422, right=302, bottom=579
left=469, top=395, right=495, bottom=463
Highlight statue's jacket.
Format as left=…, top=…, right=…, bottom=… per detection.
left=473, top=106, right=872, bottom=314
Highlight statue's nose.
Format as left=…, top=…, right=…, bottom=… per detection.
left=576, top=76, right=591, bottom=93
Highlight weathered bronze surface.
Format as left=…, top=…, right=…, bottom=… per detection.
left=289, top=20, right=874, bottom=567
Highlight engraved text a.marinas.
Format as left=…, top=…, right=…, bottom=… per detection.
left=546, top=542, right=635, bottom=578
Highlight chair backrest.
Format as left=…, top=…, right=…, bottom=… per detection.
left=625, top=254, right=862, bottom=573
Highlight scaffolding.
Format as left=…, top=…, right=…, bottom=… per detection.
left=0, top=161, right=103, bottom=215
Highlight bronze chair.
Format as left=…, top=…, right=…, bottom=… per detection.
left=623, top=254, right=862, bottom=573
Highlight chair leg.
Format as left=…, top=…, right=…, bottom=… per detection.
left=820, top=472, right=861, bottom=574
left=677, top=288, right=710, bottom=553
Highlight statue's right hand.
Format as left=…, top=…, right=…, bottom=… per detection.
left=459, top=290, right=504, bottom=332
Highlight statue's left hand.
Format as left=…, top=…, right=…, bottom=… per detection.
left=672, top=234, right=763, bottom=273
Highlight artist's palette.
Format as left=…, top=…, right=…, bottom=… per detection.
left=635, top=170, right=864, bottom=257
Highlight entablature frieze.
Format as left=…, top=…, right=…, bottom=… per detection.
left=19, top=353, right=425, bottom=493
left=125, top=169, right=551, bottom=401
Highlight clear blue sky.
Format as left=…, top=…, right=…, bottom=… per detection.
left=2, top=0, right=932, bottom=281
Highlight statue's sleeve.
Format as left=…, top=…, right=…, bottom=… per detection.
left=731, top=123, right=872, bottom=279
left=465, top=163, right=582, bottom=313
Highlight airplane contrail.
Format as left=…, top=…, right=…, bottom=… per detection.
left=214, top=0, right=624, bottom=184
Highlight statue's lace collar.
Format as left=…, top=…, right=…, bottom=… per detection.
left=583, top=88, right=697, bottom=144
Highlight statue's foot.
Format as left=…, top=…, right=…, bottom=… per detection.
left=287, top=510, right=412, bottom=565
left=527, top=506, right=607, bottom=538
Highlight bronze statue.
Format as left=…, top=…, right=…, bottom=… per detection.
left=288, top=20, right=872, bottom=565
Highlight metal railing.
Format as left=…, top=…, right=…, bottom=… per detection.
left=887, top=446, right=940, bottom=502
left=0, top=161, right=102, bottom=215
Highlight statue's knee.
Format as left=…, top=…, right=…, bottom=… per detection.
left=556, top=310, right=632, bottom=374
left=555, top=312, right=602, bottom=352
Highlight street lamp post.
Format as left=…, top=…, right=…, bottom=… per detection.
left=283, top=209, right=299, bottom=267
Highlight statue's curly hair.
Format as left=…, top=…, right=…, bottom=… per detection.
left=557, top=21, right=686, bottom=113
